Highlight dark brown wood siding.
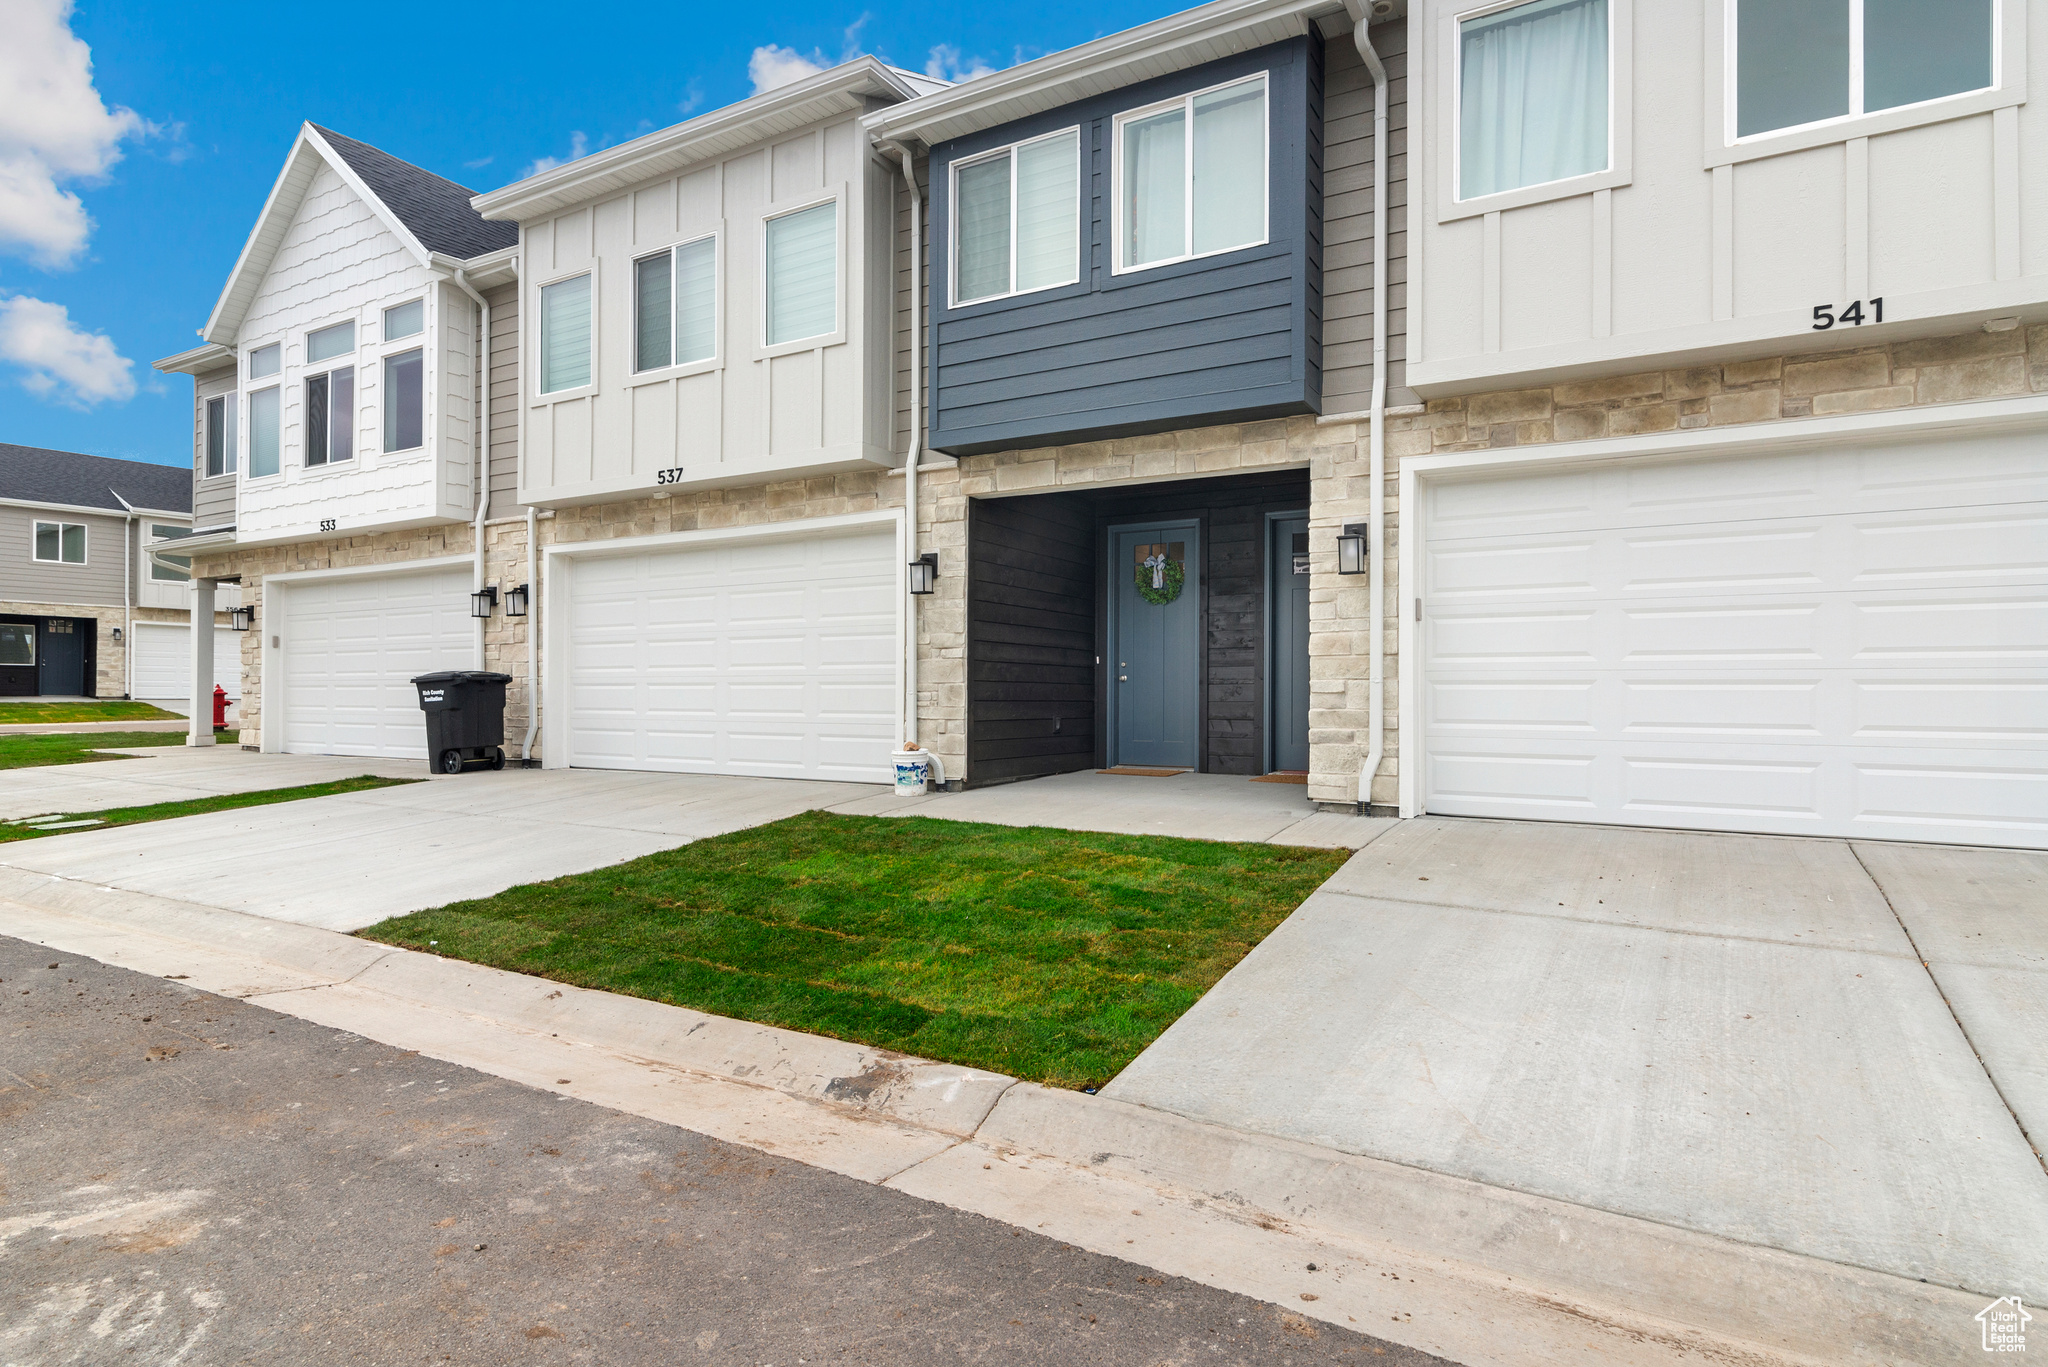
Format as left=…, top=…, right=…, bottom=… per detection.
left=965, top=468, right=1310, bottom=786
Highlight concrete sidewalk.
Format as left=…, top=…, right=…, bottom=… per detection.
left=1104, top=817, right=2048, bottom=1310
left=0, top=868, right=1988, bottom=1366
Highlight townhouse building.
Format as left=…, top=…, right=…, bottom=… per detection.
left=160, top=0, right=2046, bottom=851
left=0, top=443, right=233, bottom=703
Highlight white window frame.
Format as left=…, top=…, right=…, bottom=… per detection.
left=949, top=127, right=1084, bottom=308
left=245, top=381, right=283, bottom=483
left=147, top=523, right=193, bottom=583
left=381, top=295, right=426, bottom=343
left=1436, top=0, right=1634, bottom=222
left=533, top=266, right=599, bottom=399
left=371, top=291, right=431, bottom=458
left=630, top=229, right=724, bottom=381
left=1704, top=0, right=2023, bottom=167
left=1110, top=74, right=1272, bottom=277
left=758, top=188, right=847, bottom=357
left=302, top=359, right=356, bottom=470
left=32, top=521, right=87, bottom=565
left=203, top=390, right=237, bottom=480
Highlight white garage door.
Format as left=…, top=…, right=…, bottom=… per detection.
left=1421, top=429, right=2047, bottom=848
left=280, top=567, right=475, bottom=758
left=131, top=623, right=240, bottom=700
left=566, top=525, right=898, bottom=780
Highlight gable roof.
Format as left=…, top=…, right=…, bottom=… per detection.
left=475, top=58, right=937, bottom=223
left=195, top=124, right=511, bottom=348
left=0, top=443, right=192, bottom=515
left=312, top=126, right=517, bottom=259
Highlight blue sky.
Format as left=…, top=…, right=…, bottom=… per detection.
left=0, top=0, right=1169, bottom=469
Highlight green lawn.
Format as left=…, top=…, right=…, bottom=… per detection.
left=0, top=730, right=191, bottom=770
left=0, top=700, right=184, bottom=724
left=360, top=810, right=1347, bottom=1090
left=1, top=775, right=418, bottom=843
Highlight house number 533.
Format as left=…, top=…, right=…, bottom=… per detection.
left=1812, top=297, right=1883, bottom=330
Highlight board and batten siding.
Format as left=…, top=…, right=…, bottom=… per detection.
left=1321, top=17, right=1411, bottom=409
left=928, top=35, right=1326, bottom=457
left=233, top=160, right=473, bottom=544
left=1410, top=0, right=2045, bottom=394
left=516, top=115, right=899, bottom=508
left=0, top=506, right=127, bottom=608
left=191, top=362, right=239, bottom=529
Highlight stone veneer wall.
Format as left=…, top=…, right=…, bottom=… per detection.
left=190, top=322, right=2045, bottom=790
left=0, top=600, right=225, bottom=701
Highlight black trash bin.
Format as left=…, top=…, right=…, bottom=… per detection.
left=411, top=670, right=514, bottom=774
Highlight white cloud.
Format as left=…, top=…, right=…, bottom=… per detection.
left=748, top=44, right=830, bottom=94
left=523, top=131, right=589, bottom=179
left=0, top=0, right=152, bottom=268
left=925, top=44, right=997, bottom=83
left=749, top=16, right=873, bottom=95
left=0, top=295, right=135, bottom=406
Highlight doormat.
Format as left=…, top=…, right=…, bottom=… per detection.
left=1098, top=766, right=1190, bottom=777
left=1251, top=771, right=1309, bottom=784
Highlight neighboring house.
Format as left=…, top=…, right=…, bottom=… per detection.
left=0, top=443, right=236, bottom=703
left=157, top=0, right=2048, bottom=852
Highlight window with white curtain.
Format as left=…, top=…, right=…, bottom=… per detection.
left=540, top=273, right=593, bottom=393
left=1733, top=0, right=1993, bottom=140
left=383, top=348, right=423, bottom=452
left=1115, top=73, right=1268, bottom=273
left=634, top=236, right=718, bottom=371
left=248, top=386, right=280, bottom=477
left=953, top=128, right=1081, bottom=306
left=1458, top=0, right=1610, bottom=201
left=764, top=201, right=838, bottom=346
left=205, top=394, right=237, bottom=477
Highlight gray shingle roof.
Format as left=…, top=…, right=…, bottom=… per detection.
left=312, top=126, right=518, bottom=260
left=0, top=443, right=192, bottom=515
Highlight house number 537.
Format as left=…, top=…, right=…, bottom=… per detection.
left=1812, top=298, right=1883, bottom=330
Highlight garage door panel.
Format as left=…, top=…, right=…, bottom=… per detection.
left=1423, top=432, right=2048, bottom=847
left=566, top=526, right=897, bottom=781
left=281, top=567, right=473, bottom=759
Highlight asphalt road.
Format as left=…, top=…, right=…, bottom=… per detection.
left=0, top=935, right=1456, bottom=1366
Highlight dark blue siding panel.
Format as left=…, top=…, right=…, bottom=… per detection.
left=930, top=35, right=1324, bottom=456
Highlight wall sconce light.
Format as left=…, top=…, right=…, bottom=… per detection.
left=228, top=604, right=257, bottom=632
left=504, top=583, right=529, bottom=617
left=1336, top=524, right=1370, bottom=575
left=470, top=586, right=498, bottom=619
left=908, top=552, right=939, bottom=595
left=111, top=627, right=123, bottom=643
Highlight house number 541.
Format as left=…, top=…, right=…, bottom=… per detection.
left=1812, top=297, right=1883, bottom=330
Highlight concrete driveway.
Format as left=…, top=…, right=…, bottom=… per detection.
left=0, top=750, right=888, bottom=932
left=1104, top=817, right=2048, bottom=1306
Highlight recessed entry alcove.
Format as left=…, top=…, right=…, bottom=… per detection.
left=964, top=467, right=1313, bottom=786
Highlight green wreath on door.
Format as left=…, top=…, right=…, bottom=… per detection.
left=1135, top=554, right=1185, bottom=606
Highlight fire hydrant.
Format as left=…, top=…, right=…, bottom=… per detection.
left=212, top=684, right=228, bottom=731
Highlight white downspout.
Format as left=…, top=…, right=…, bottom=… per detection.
left=1353, top=17, right=1389, bottom=815
left=113, top=489, right=134, bottom=699
left=522, top=504, right=538, bottom=763
left=883, top=139, right=944, bottom=788
left=450, top=267, right=490, bottom=668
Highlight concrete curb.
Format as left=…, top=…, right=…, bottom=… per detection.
left=0, top=871, right=1989, bottom=1366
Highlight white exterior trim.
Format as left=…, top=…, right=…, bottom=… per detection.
left=257, top=553, right=476, bottom=755
left=948, top=126, right=1086, bottom=309
left=1109, top=72, right=1273, bottom=274
left=1703, top=0, right=2025, bottom=168
left=1436, top=0, right=1634, bottom=223
left=1394, top=392, right=2048, bottom=816
left=538, top=509, right=905, bottom=771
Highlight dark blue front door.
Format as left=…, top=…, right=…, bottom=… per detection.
left=37, top=618, right=86, bottom=696
left=1110, top=522, right=1200, bottom=769
left=1270, top=514, right=1311, bottom=772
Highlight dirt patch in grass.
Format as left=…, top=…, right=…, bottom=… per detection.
left=0, top=775, right=418, bottom=842
left=360, top=810, right=1348, bottom=1090
left=0, top=730, right=190, bottom=770
left=0, top=700, right=183, bottom=724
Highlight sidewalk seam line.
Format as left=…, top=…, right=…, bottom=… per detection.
left=1848, top=840, right=2046, bottom=1173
